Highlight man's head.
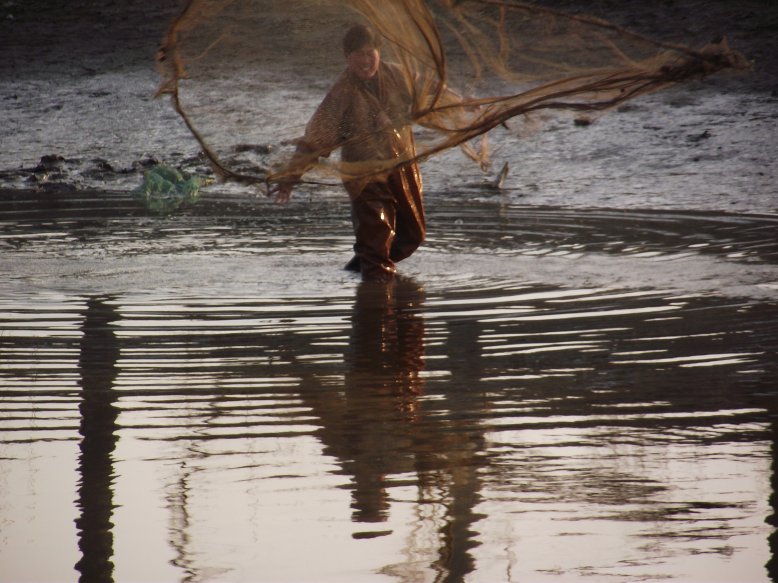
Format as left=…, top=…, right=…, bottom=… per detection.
left=343, top=24, right=381, bottom=81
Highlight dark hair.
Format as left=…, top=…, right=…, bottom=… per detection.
left=342, top=24, right=381, bottom=55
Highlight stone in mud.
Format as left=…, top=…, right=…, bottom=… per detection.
left=91, top=158, right=115, bottom=172
left=687, top=130, right=711, bottom=142
left=33, top=154, right=65, bottom=172
left=82, top=158, right=118, bottom=180
left=233, top=144, right=273, bottom=155
left=135, top=155, right=162, bottom=169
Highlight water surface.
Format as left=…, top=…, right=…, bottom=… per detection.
left=1, top=191, right=776, bottom=582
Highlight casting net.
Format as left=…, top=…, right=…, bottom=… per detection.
left=156, top=0, right=748, bottom=192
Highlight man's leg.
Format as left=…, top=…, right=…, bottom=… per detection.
left=351, top=182, right=397, bottom=280
left=389, top=165, right=425, bottom=263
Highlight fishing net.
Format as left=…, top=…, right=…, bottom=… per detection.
left=155, top=0, right=748, bottom=193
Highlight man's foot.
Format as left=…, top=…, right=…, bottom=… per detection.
left=344, top=256, right=361, bottom=272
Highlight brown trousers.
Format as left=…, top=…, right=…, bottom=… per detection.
left=350, top=164, right=425, bottom=280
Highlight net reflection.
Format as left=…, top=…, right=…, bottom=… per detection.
left=74, top=296, right=120, bottom=583
left=300, top=277, right=486, bottom=582
left=166, top=448, right=201, bottom=583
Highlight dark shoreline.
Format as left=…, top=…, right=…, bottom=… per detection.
left=1, top=0, right=775, bottom=88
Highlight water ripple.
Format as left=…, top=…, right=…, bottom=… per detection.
left=1, top=191, right=776, bottom=582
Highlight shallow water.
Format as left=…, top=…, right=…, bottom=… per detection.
left=1, top=191, right=777, bottom=582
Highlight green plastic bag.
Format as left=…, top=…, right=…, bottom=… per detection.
left=134, top=164, right=205, bottom=214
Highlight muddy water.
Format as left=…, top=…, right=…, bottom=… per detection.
left=1, top=191, right=777, bottom=582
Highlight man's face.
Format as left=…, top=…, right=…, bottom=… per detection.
left=346, top=45, right=380, bottom=81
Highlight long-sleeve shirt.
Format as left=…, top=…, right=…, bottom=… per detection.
left=282, top=61, right=420, bottom=198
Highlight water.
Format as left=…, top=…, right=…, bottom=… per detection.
left=1, top=190, right=777, bottom=582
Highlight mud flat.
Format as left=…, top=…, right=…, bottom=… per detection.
left=0, top=0, right=776, bottom=211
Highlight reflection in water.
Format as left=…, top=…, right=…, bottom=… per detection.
left=166, top=452, right=200, bottom=583
left=74, top=296, right=120, bottom=583
left=348, top=279, right=424, bottom=522
left=1, top=193, right=777, bottom=582
left=302, top=277, right=485, bottom=582
left=346, top=278, right=428, bottom=524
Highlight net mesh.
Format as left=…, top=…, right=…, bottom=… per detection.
left=155, top=0, right=748, bottom=192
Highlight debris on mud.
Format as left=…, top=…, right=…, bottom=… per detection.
left=133, top=164, right=210, bottom=214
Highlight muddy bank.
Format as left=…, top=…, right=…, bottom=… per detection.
left=0, top=0, right=777, bottom=210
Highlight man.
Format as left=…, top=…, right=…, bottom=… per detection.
left=271, top=24, right=425, bottom=281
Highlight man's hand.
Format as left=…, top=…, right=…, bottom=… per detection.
left=269, top=181, right=294, bottom=203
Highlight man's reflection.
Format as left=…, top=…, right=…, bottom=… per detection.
left=301, top=276, right=485, bottom=582
left=345, top=277, right=427, bottom=523
left=74, top=296, right=120, bottom=583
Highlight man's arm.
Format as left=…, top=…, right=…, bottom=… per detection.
left=269, top=140, right=318, bottom=202
left=270, top=78, right=349, bottom=203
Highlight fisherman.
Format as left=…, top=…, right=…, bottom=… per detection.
left=270, top=24, right=425, bottom=281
